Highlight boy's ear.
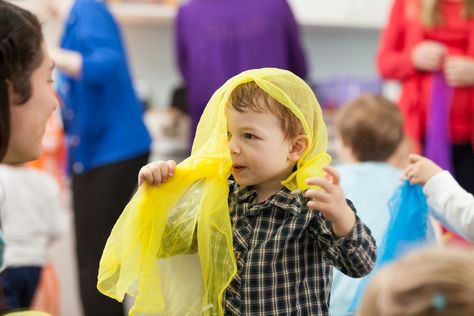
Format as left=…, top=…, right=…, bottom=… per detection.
left=288, top=135, right=308, bottom=162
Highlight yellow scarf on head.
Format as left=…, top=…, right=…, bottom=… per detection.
left=97, top=68, right=331, bottom=315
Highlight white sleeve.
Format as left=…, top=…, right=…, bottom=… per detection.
left=43, top=176, right=70, bottom=242
left=423, top=171, right=474, bottom=242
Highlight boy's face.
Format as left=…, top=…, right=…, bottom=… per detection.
left=226, top=106, right=296, bottom=198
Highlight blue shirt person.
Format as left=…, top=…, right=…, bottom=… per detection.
left=50, top=0, right=151, bottom=314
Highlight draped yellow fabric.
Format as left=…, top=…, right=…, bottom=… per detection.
left=97, top=68, right=331, bottom=315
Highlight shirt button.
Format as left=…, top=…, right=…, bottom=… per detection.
left=60, top=83, right=70, bottom=94
left=235, top=251, right=241, bottom=260
left=64, top=109, right=74, bottom=120
left=69, top=135, right=80, bottom=146
left=73, top=162, right=84, bottom=174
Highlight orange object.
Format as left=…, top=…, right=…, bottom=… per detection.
left=31, top=263, right=61, bottom=316
left=442, top=226, right=474, bottom=249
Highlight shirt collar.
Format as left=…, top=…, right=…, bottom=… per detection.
left=234, top=184, right=257, bottom=202
left=266, top=187, right=304, bottom=216
left=233, top=184, right=304, bottom=216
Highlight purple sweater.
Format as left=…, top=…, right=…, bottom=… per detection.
left=175, top=0, right=308, bottom=140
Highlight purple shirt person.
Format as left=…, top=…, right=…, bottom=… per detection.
left=175, top=0, right=308, bottom=145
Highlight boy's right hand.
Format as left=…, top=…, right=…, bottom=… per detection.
left=138, top=160, right=176, bottom=186
left=403, top=154, right=443, bottom=186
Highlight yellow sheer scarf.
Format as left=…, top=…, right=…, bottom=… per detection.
left=97, top=68, right=331, bottom=315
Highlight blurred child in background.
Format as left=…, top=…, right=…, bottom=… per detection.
left=0, top=164, right=68, bottom=311
left=405, top=154, right=474, bottom=243
left=356, top=246, right=474, bottom=316
left=330, top=94, right=405, bottom=316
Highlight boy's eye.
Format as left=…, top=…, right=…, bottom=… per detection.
left=227, top=131, right=231, bottom=139
left=48, top=78, right=55, bottom=85
left=244, top=133, right=257, bottom=139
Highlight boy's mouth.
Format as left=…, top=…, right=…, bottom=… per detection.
left=232, top=164, right=246, bottom=173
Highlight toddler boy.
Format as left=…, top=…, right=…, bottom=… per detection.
left=100, top=68, right=376, bottom=315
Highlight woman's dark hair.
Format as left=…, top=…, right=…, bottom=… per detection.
left=0, top=0, right=44, bottom=161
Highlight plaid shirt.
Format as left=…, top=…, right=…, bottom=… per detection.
left=223, top=181, right=377, bottom=315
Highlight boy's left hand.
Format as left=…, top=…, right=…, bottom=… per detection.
left=305, top=166, right=356, bottom=237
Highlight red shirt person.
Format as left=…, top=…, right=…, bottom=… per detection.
left=377, top=0, right=474, bottom=194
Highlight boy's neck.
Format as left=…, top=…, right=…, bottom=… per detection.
left=255, top=188, right=281, bottom=203
left=254, top=166, right=295, bottom=202
left=254, top=181, right=286, bottom=202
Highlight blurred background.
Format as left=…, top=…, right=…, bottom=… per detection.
left=13, top=0, right=396, bottom=160
left=7, top=1, right=472, bottom=316
left=3, top=1, right=396, bottom=315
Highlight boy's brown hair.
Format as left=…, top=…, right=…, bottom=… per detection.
left=335, top=94, right=403, bottom=162
left=228, top=82, right=304, bottom=139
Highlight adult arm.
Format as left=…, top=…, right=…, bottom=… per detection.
left=377, top=0, right=417, bottom=80
left=61, top=3, right=125, bottom=85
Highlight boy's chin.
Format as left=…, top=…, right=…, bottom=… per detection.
left=232, top=176, right=253, bottom=188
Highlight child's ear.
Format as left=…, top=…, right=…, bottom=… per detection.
left=288, top=135, right=308, bottom=162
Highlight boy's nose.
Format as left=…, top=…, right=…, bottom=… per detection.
left=228, top=138, right=240, bottom=155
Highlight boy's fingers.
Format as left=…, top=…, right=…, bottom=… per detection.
left=305, top=177, right=332, bottom=192
left=305, top=189, right=330, bottom=203
left=138, top=166, right=153, bottom=186
left=147, top=165, right=159, bottom=185
left=137, top=160, right=178, bottom=187
left=166, top=160, right=176, bottom=175
left=323, top=165, right=340, bottom=185
left=307, top=199, right=327, bottom=211
left=154, top=163, right=168, bottom=183
left=306, top=195, right=328, bottom=209
left=307, top=200, right=334, bottom=220
left=138, top=167, right=145, bottom=186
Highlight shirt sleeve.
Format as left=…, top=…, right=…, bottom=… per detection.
left=45, top=176, right=69, bottom=241
left=377, top=0, right=417, bottom=80
left=424, top=171, right=474, bottom=242
left=76, top=4, right=124, bottom=85
left=309, top=200, right=377, bottom=278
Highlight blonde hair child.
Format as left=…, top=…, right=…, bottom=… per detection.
left=357, top=246, right=474, bottom=316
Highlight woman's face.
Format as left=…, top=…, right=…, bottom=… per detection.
left=3, top=44, right=58, bottom=164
